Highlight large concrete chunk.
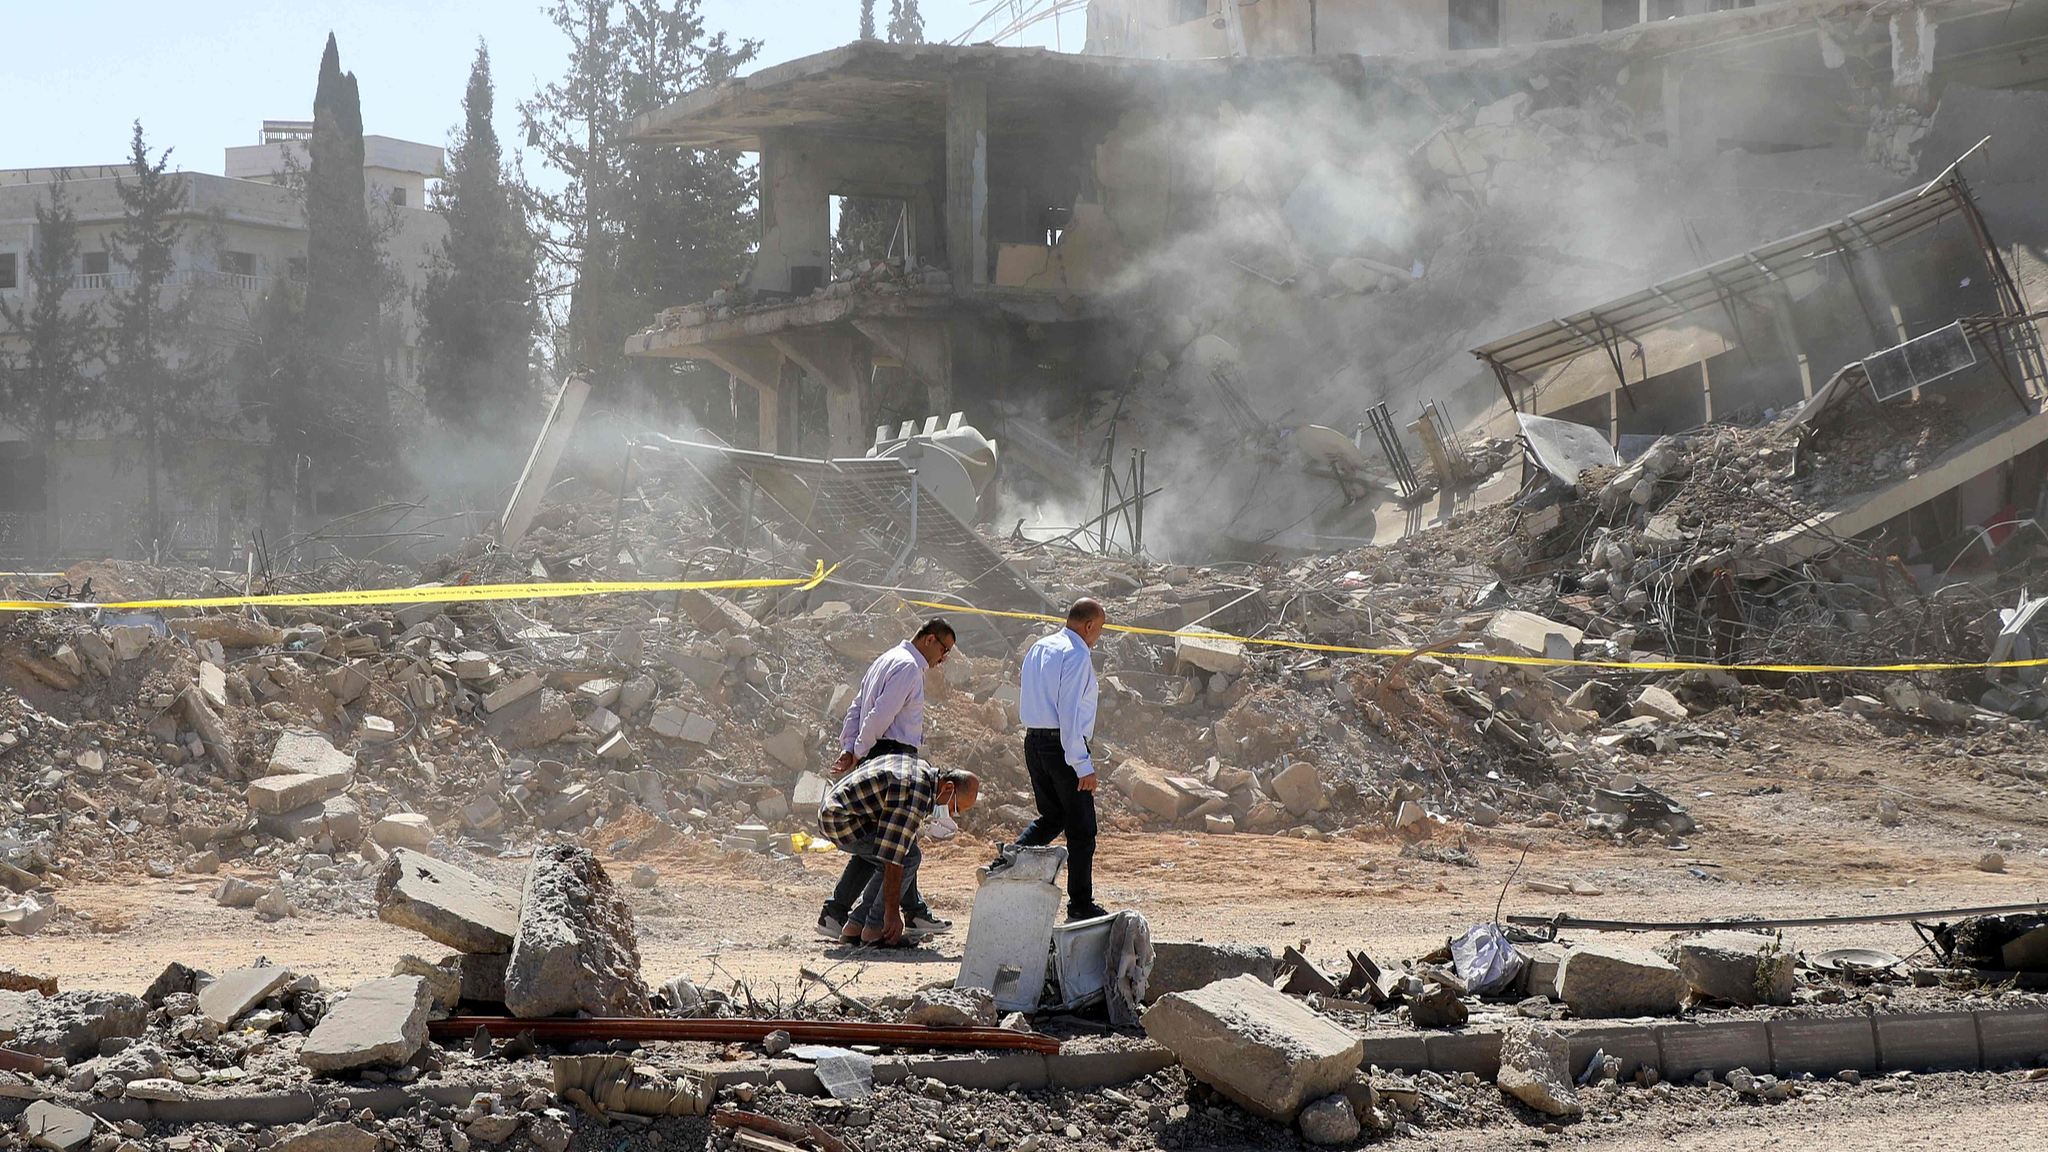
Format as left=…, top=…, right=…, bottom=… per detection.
left=1558, top=941, right=1687, bottom=1018
left=505, top=845, right=652, bottom=1018
left=0, top=990, right=147, bottom=1062
left=1174, top=628, right=1247, bottom=675
left=1496, top=1023, right=1582, bottom=1116
left=258, top=795, right=364, bottom=845
left=269, top=729, right=357, bottom=779
left=1141, top=974, right=1362, bottom=1122
left=1271, top=760, right=1324, bottom=816
left=274, top=1123, right=377, bottom=1152
left=21, top=1100, right=95, bottom=1151
left=1664, top=931, right=1794, bottom=1006
left=300, top=976, right=433, bottom=1072
left=1146, top=941, right=1277, bottom=1003
left=247, top=771, right=348, bottom=814
left=375, top=850, right=520, bottom=954
left=1482, top=610, right=1583, bottom=660
left=199, top=966, right=295, bottom=1026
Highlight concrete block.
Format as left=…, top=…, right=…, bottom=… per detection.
left=1146, top=941, right=1276, bottom=1003
left=1768, top=1015, right=1876, bottom=1077
left=1272, top=760, right=1323, bottom=816
left=247, top=772, right=347, bottom=814
left=301, top=976, right=433, bottom=1072
left=1630, top=685, right=1688, bottom=722
left=791, top=772, right=829, bottom=819
left=275, top=1122, right=377, bottom=1152
left=1423, top=1030, right=1502, bottom=1077
left=1876, top=1011, right=1979, bottom=1072
left=1976, top=1007, right=2048, bottom=1068
left=763, top=726, right=809, bottom=771
left=374, top=849, right=519, bottom=954
left=371, top=814, right=434, bottom=852
left=1482, top=610, right=1582, bottom=659
left=199, top=966, right=294, bottom=1026
left=107, top=625, right=154, bottom=661
left=1142, top=974, right=1363, bottom=1122
left=1665, top=931, right=1793, bottom=1006
left=1654, top=1020, right=1770, bottom=1081
left=1496, top=1023, right=1580, bottom=1117
left=259, top=795, right=363, bottom=845
left=482, top=673, right=542, bottom=714
left=1044, top=1044, right=1176, bottom=1089
left=1557, top=941, right=1686, bottom=1018
left=1174, top=628, right=1246, bottom=676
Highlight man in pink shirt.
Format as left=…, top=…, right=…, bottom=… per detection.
left=817, top=618, right=956, bottom=943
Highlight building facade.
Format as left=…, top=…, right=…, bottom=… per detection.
left=0, top=124, right=444, bottom=563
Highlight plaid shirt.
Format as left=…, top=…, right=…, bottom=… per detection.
left=817, top=753, right=938, bottom=867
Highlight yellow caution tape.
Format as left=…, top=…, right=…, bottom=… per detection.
left=886, top=595, right=2048, bottom=675
left=0, top=563, right=837, bottom=614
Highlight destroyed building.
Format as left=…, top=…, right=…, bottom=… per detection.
left=623, top=0, right=2048, bottom=565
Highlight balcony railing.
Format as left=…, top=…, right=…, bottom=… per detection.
left=70, top=269, right=271, bottom=292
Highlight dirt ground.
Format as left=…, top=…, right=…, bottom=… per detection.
left=17, top=711, right=2045, bottom=1003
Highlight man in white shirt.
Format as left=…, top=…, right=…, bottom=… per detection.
left=1013, top=599, right=1110, bottom=921
left=816, top=618, right=957, bottom=943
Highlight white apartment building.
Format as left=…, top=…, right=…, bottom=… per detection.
left=0, top=123, right=445, bottom=563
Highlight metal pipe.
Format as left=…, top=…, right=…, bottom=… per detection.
left=429, top=1016, right=1061, bottom=1054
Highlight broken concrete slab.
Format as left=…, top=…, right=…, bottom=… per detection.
left=1111, top=758, right=1195, bottom=820
left=172, top=615, right=285, bottom=649
left=273, top=1122, right=378, bottom=1152
left=505, top=690, right=576, bottom=749
left=374, top=849, right=520, bottom=955
left=246, top=771, right=349, bottom=814
left=763, top=726, right=810, bottom=771
left=676, top=588, right=758, bottom=635
left=198, top=661, right=231, bottom=711
left=1630, top=685, right=1688, bottom=722
left=1663, top=931, right=1794, bottom=1006
left=1496, top=1022, right=1581, bottom=1116
left=1174, top=628, right=1247, bottom=676
left=791, top=771, right=829, bottom=819
left=393, top=954, right=461, bottom=1014
left=19, top=1100, right=94, bottom=1151
left=0, top=990, right=147, bottom=1061
left=107, top=625, right=154, bottom=662
left=258, top=795, right=364, bottom=845
left=198, top=966, right=295, bottom=1027
left=649, top=706, right=716, bottom=744
left=371, top=814, right=435, bottom=852
left=300, top=976, right=433, bottom=1072
left=1482, top=610, right=1583, bottom=660
left=1142, top=974, right=1363, bottom=1122
left=1558, top=941, right=1687, bottom=1019
left=214, top=877, right=268, bottom=908
left=1146, top=942, right=1277, bottom=1003
left=268, top=729, right=356, bottom=780
left=505, top=845, right=652, bottom=1018
left=482, top=672, right=543, bottom=714
left=905, top=986, right=998, bottom=1028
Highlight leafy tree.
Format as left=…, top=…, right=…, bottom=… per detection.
left=0, top=179, right=101, bottom=486
left=418, top=42, right=540, bottom=453
left=300, top=32, right=397, bottom=508
left=103, top=122, right=205, bottom=553
left=859, top=0, right=877, bottom=40
left=888, top=0, right=924, bottom=43
left=520, top=0, right=758, bottom=425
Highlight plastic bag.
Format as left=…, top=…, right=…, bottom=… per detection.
left=1451, top=922, right=1524, bottom=996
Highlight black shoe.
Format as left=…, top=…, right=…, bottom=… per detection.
left=1067, top=903, right=1112, bottom=922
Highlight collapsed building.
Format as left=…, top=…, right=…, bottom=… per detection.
left=623, top=0, right=2048, bottom=567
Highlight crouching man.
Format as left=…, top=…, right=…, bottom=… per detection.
left=816, top=754, right=979, bottom=947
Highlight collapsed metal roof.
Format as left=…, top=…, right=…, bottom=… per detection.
left=1470, top=173, right=1974, bottom=387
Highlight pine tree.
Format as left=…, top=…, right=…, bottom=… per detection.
left=0, top=179, right=101, bottom=498
left=104, top=122, right=203, bottom=554
left=887, top=0, right=924, bottom=43
left=859, top=0, right=877, bottom=40
left=418, top=42, right=539, bottom=453
left=302, top=32, right=396, bottom=506
left=520, top=0, right=758, bottom=422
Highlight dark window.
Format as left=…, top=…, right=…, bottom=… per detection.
left=1603, top=0, right=1639, bottom=30
left=223, top=251, right=255, bottom=276
left=82, top=250, right=109, bottom=276
left=0, top=252, right=16, bottom=290
left=391, top=186, right=408, bottom=207
left=287, top=256, right=308, bottom=281
left=1448, top=0, right=1501, bottom=49
left=1174, top=0, right=1207, bottom=23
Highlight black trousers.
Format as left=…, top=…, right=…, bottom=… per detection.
left=821, top=740, right=929, bottom=920
left=1016, top=728, right=1097, bottom=910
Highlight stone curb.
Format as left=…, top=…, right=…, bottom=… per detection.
left=1357, top=1006, right=2048, bottom=1080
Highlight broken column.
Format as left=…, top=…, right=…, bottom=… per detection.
left=504, top=845, right=652, bottom=1018
left=1142, top=974, right=1362, bottom=1122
